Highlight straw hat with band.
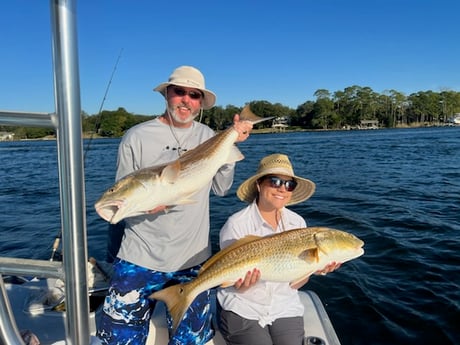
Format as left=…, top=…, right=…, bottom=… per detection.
left=237, top=153, right=316, bottom=206
left=153, top=65, right=216, bottom=110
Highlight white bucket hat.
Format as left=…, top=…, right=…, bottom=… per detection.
left=237, top=153, right=316, bottom=206
left=153, top=66, right=216, bottom=109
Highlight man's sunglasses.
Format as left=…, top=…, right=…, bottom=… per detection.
left=170, top=86, right=203, bottom=100
left=263, top=176, right=298, bottom=192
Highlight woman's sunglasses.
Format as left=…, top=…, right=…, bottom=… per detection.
left=170, top=86, right=203, bottom=100
left=263, top=176, right=298, bottom=192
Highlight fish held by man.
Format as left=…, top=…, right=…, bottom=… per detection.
left=150, top=226, right=365, bottom=332
left=94, top=105, right=271, bottom=224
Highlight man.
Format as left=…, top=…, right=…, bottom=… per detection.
left=97, top=66, right=253, bottom=345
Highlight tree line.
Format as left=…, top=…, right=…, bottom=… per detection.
left=3, top=86, right=460, bottom=139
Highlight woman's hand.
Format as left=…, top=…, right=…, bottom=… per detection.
left=234, top=268, right=260, bottom=292
left=315, top=261, right=341, bottom=276
left=290, top=262, right=342, bottom=290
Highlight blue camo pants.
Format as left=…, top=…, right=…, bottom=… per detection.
left=97, top=259, right=214, bottom=345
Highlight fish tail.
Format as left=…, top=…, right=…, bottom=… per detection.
left=150, top=283, right=191, bottom=332
left=239, top=105, right=274, bottom=124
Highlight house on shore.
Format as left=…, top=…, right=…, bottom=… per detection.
left=0, top=132, right=15, bottom=141
left=272, top=117, right=289, bottom=132
left=453, top=114, right=460, bottom=124
left=359, top=120, right=379, bottom=129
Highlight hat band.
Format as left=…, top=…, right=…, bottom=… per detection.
left=170, top=78, right=202, bottom=89
left=257, top=167, right=295, bottom=177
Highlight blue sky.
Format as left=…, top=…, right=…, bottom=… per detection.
left=1, top=1, right=459, bottom=116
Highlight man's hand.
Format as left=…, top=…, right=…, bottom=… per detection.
left=233, top=114, right=253, bottom=142
left=146, top=205, right=168, bottom=214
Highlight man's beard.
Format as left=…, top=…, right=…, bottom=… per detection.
left=167, top=104, right=200, bottom=124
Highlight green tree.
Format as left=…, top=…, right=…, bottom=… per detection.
left=95, top=107, right=153, bottom=137
left=311, top=89, right=336, bottom=129
left=294, top=101, right=315, bottom=127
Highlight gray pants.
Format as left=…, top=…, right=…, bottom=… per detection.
left=219, top=309, right=304, bottom=345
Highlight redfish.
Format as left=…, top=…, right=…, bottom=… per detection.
left=151, top=227, right=364, bottom=331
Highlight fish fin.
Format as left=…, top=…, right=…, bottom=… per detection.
left=227, top=145, right=245, bottom=164
left=298, top=248, right=319, bottom=263
left=235, top=235, right=262, bottom=244
left=313, top=231, right=334, bottom=256
left=200, top=235, right=261, bottom=273
left=239, top=105, right=274, bottom=124
left=220, top=281, right=235, bottom=288
left=289, top=273, right=314, bottom=287
left=175, top=190, right=200, bottom=205
left=176, top=198, right=197, bottom=205
left=150, top=283, right=191, bottom=333
left=161, top=161, right=181, bottom=183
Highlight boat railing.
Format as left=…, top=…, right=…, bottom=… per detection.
left=0, top=1, right=91, bottom=345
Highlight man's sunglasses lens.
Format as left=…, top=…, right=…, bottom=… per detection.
left=172, top=87, right=202, bottom=99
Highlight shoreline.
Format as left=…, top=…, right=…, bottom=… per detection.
left=1, top=123, right=458, bottom=142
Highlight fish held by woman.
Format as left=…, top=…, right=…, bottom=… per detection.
left=150, top=226, right=365, bottom=332
left=94, top=105, right=272, bottom=224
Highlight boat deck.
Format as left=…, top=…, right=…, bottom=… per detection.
left=5, top=277, right=340, bottom=345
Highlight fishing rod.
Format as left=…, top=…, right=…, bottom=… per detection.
left=49, top=48, right=123, bottom=261
left=83, top=48, right=124, bottom=162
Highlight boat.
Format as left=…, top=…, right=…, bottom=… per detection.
left=3, top=275, right=340, bottom=345
left=0, top=1, right=341, bottom=344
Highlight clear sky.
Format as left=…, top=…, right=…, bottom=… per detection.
left=1, top=0, right=459, bottom=116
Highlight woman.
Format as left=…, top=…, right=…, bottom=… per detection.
left=217, top=153, right=339, bottom=345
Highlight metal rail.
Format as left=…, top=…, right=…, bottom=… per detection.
left=0, top=111, right=57, bottom=128
left=0, top=1, right=90, bottom=344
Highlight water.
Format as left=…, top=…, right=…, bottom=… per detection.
left=1, top=127, right=459, bottom=345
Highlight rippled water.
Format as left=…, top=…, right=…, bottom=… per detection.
left=1, top=127, right=459, bottom=344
